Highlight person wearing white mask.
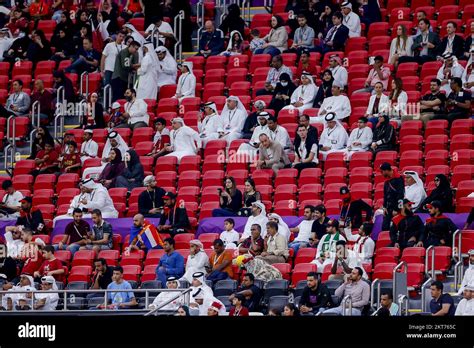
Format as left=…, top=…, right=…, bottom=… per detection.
left=155, top=46, right=177, bottom=90
left=181, top=240, right=209, bottom=283
left=311, top=81, right=351, bottom=123
left=219, top=96, right=247, bottom=146
left=437, top=53, right=465, bottom=95
left=82, top=131, right=129, bottom=180
left=318, top=112, right=349, bottom=161
left=343, top=116, right=373, bottom=159
left=403, top=171, right=427, bottom=211
left=198, top=101, right=224, bottom=148
left=237, top=112, right=270, bottom=160
left=164, top=117, right=201, bottom=163
left=281, top=72, right=318, bottom=114
left=135, top=43, right=159, bottom=100
left=174, top=62, right=196, bottom=102
left=53, top=178, right=118, bottom=225
left=457, top=250, right=474, bottom=296
left=240, top=201, right=269, bottom=242
left=455, top=283, right=474, bottom=316
left=341, top=1, right=361, bottom=38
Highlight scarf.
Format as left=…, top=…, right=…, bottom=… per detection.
left=129, top=220, right=164, bottom=248
left=321, top=232, right=340, bottom=252
left=425, top=214, right=449, bottom=225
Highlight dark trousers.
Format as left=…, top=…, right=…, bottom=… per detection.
left=381, top=210, right=393, bottom=231
left=0, top=257, right=19, bottom=281
left=398, top=55, right=435, bottom=64
left=0, top=105, right=15, bottom=118
left=293, top=162, right=317, bottom=175
left=212, top=208, right=238, bottom=217
left=111, top=78, right=128, bottom=102
left=206, top=270, right=229, bottom=284
left=433, top=111, right=469, bottom=125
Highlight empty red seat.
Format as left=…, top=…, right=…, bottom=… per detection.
left=372, top=262, right=397, bottom=280
left=71, top=250, right=95, bottom=267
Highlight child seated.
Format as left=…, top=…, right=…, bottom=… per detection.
left=219, top=218, right=239, bottom=249
left=249, top=28, right=265, bottom=53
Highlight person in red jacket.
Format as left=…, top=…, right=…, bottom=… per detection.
left=33, top=245, right=65, bottom=282
left=229, top=294, right=249, bottom=316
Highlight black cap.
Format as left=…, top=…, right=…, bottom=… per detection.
left=379, top=162, right=392, bottom=171
left=20, top=197, right=32, bottom=204
left=340, top=186, right=350, bottom=195
left=426, top=200, right=442, bottom=210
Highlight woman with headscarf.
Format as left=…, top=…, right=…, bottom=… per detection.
left=313, top=69, right=334, bottom=107
left=83, top=92, right=106, bottom=129
left=155, top=46, right=177, bottom=90
left=50, top=27, right=75, bottom=65
left=174, top=61, right=196, bottom=103
left=370, top=113, right=396, bottom=156
left=220, top=30, right=247, bottom=57
left=53, top=70, right=75, bottom=103
left=418, top=174, right=454, bottom=213
left=135, top=43, right=159, bottom=100
left=148, top=276, right=183, bottom=312
left=282, top=72, right=318, bottom=113
left=181, top=240, right=209, bottom=284
left=268, top=73, right=297, bottom=114
left=26, top=29, right=51, bottom=63
left=28, top=126, right=54, bottom=159
left=403, top=170, right=427, bottom=211
left=176, top=305, right=191, bottom=316
left=115, top=149, right=144, bottom=191
left=254, top=15, right=288, bottom=57
left=97, top=148, right=125, bottom=189
left=267, top=213, right=291, bottom=241
left=74, top=10, right=90, bottom=34
left=51, top=11, right=73, bottom=47
left=219, top=3, right=245, bottom=38
left=212, top=177, right=243, bottom=217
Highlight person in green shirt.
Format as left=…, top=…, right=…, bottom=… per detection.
left=111, top=41, right=140, bottom=101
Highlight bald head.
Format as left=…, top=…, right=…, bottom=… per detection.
left=133, top=214, right=144, bottom=227
left=34, top=79, right=44, bottom=91
left=205, top=21, right=214, bottom=33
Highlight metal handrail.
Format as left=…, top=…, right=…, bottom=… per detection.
left=264, top=0, right=273, bottom=13
left=80, top=72, right=89, bottom=99
left=173, top=10, right=185, bottom=62
left=454, top=260, right=463, bottom=292
left=195, top=0, right=205, bottom=51
left=0, top=288, right=191, bottom=312
left=56, top=86, right=65, bottom=105
left=425, top=245, right=435, bottom=279
left=397, top=294, right=409, bottom=316
left=370, top=278, right=380, bottom=309
left=144, top=288, right=192, bottom=316
left=393, top=261, right=407, bottom=296
left=29, top=101, right=41, bottom=154
left=452, top=229, right=461, bottom=260
left=4, top=144, right=14, bottom=177
left=421, top=278, right=433, bottom=312
left=341, top=295, right=352, bottom=316
left=53, top=111, right=65, bottom=141
left=151, top=26, right=160, bottom=49
left=103, top=84, right=112, bottom=110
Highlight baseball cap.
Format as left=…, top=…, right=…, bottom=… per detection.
left=163, top=192, right=176, bottom=200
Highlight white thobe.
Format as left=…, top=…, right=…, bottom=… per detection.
left=157, top=58, right=177, bottom=88
left=343, top=12, right=361, bottom=38
left=319, top=125, right=349, bottom=160
left=175, top=72, right=196, bottom=102
left=80, top=139, right=99, bottom=164
left=330, top=66, right=348, bottom=88
left=404, top=183, right=427, bottom=211
left=53, top=186, right=118, bottom=225
left=343, top=127, right=373, bottom=159
left=457, top=266, right=474, bottom=295
left=125, top=99, right=149, bottom=125
left=149, top=290, right=183, bottom=311
left=219, top=108, right=247, bottom=146
left=455, top=299, right=474, bottom=316
left=237, top=125, right=270, bottom=160
left=136, top=55, right=159, bottom=100
left=4, top=231, right=25, bottom=258
left=165, top=126, right=201, bottom=163
left=311, top=95, right=351, bottom=123
left=268, top=125, right=292, bottom=151
left=282, top=84, right=318, bottom=113
left=35, top=292, right=59, bottom=311
left=198, top=113, right=223, bottom=148
left=437, top=65, right=465, bottom=95
left=181, top=251, right=210, bottom=283
left=241, top=215, right=269, bottom=240
left=0, top=191, right=23, bottom=220
left=145, top=21, right=174, bottom=46
left=345, top=233, right=375, bottom=264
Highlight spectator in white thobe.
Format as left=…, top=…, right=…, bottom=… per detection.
left=237, top=112, right=270, bottom=160
left=281, top=72, right=318, bottom=114
left=164, top=117, right=201, bottom=163
left=155, top=46, right=177, bottom=90
left=80, top=129, right=99, bottom=164
left=329, top=55, right=348, bottom=89
left=403, top=171, right=427, bottom=211
left=458, top=250, right=474, bottom=296
left=198, top=101, right=224, bottom=148
left=136, top=43, right=159, bottom=100
left=220, top=96, right=247, bottom=146
left=343, top=116, right=373, bottom=159
left=174, top=62, right=196, bottom=103
left=437, top=53, right=465, bottom=95
left=341, top=1, right=361, bottom=38
left=181, top=240, right=210, bottom=283
left=310, top=81, right=351, bottom=123
left=318, top=112, right=348, bottom=161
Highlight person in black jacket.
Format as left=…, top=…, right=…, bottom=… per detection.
left=437, top=21, right=465, bottom=60
left=315, top=11, right=349, bottom=54
left=157, top=191, right=191, bottom=237
left=380, top=162, right=405, bottom=231
left=359, top=0, right=382, bottom=28
left=418, top=174, right=454, bottom=213
left=212, top=177, right=243, bottom=217
left=419, top=200, right=458, bottom=248
left=219, top=3, right=245, bottom=38
left=390, top=199, right=424, bottom=250
left=242, top=100, right=266, bottom=140
left=53, top=70, right=76, bottom=104
left=299, top=272, right=332, bottom=315
left=339, top=186, right=373, bottom=230
left=370, top=114, right=395, bottom=157
left=268, top=73, right=297, bottom=115
left=292, top=124, right=319, bottom=174
left=313, top=69, right=334, bottom=107
left=138, top=175, right=166, bottom=218
left=294, top=114, right=319, bottom=150
left=10, top=197, right=45, bottom=234
left=115, top=149, right=144, bottom=191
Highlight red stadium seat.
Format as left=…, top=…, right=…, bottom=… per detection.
left=372, top=263, right=397, bottom=280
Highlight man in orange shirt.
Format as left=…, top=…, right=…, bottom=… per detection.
left=207, top=239, right=233, bottom=284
